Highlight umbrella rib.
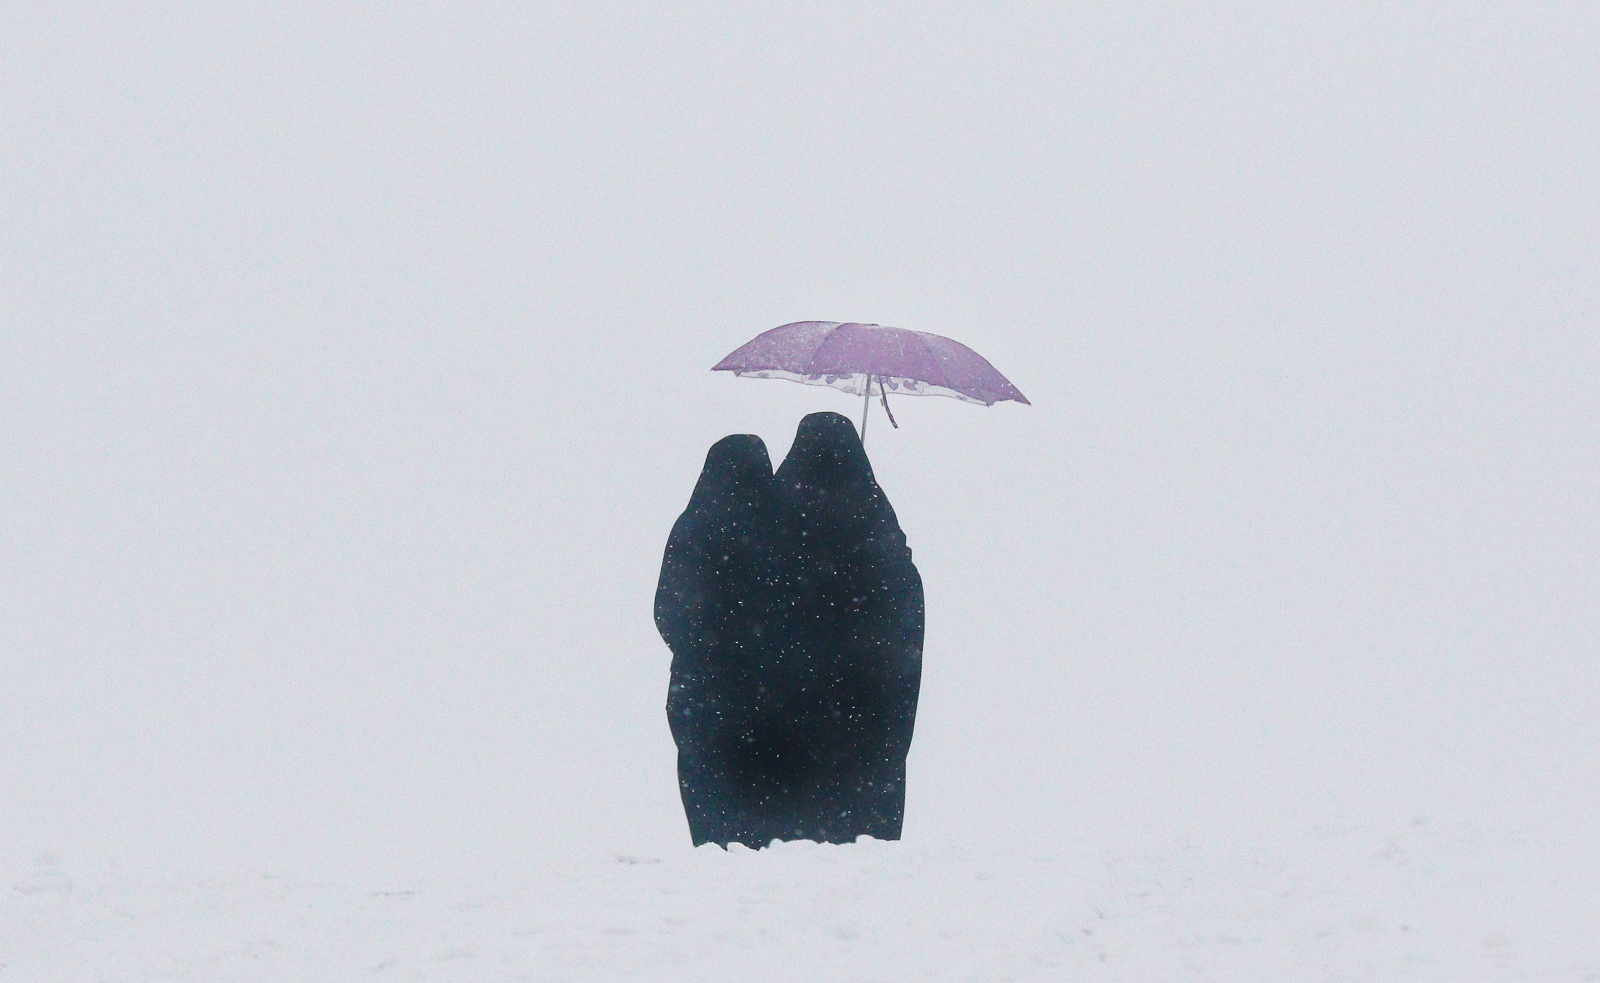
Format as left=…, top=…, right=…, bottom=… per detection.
left=912, top=332, right=954, bottom=393
left=803, top=324, right=872, bottom=393
left=795, top=331, right=837, bottom=379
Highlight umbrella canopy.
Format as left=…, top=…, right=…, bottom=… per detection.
left=712, top=321, right=1030, bottom=407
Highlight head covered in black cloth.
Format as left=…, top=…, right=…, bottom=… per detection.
left=774, top=410, right=872, bottom=488
left=775, top=410, right=912, bottom=567
left=685, top=433, right=775, bottom=518
left=655, top=433, right=777, bottom=657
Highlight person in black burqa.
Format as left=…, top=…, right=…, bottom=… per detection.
left=655, top=434, right=785, bottom=847
left=771, top=411, right=925, bottom=843
left=655, top=412, right=924, bottom=847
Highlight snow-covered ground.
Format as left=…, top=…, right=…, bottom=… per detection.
left=6, top=817, right=1595, bottom=982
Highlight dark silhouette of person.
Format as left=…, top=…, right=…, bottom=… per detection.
left=769, top=411, right=924, bottom=843
left=655, top=434, right=785, bottom=847
left=656, top=413, right=924, bottom=848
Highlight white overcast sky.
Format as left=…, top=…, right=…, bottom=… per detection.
left=3, top=2, right=1595, bottom=872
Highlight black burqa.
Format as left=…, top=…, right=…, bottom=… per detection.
left=655, top=434, right=785, bottom=847
left=770, top=411, right=924, bottom=843
left=655, top=414, right=924, bottom=847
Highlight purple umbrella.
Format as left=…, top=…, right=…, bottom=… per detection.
left=712, top=321, right=1030, bottom=440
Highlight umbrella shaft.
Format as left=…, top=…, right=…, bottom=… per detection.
left=860, top=375, right=872, bottom=443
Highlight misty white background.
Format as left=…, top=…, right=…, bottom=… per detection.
left=3, top=3, right=1594, bottom=875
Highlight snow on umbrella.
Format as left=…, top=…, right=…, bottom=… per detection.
left=712, top=321, right=1029, bottom=440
